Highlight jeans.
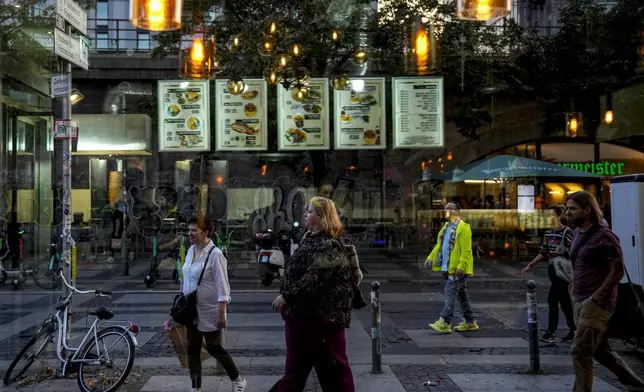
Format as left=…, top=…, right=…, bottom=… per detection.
left=186, top=324, right=240, bottom=388
left=547, top=264, right=576, bottom=333
left=269, top=318, right=355, bottom=392
left=571, top=300, right=644, bottom=392
left=440, top=277, right=474, bottom=325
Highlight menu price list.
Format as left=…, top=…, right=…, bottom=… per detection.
left=334, top=78, right=386, bottom=150
left=158, top=80, right=210, bottom=152
left=278, top=78, right=330, bottom=151
left=215, top=79, right=268, bottom=151
left=392, top=77, right=444, bottom=149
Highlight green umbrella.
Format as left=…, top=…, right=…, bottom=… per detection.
left=437, top=155, right=600, bottom=182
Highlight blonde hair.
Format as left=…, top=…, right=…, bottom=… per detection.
left=309, top=196, right=343, bottom=237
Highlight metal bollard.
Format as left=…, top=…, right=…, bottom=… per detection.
left=526, top=280, right=540, bottom=372
left=371, top=281, right=382, bottom=374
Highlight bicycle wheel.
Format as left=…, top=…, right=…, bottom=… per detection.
left=77, top=326, right=135, bottom=392
left=33, top=258, right=62, bottom=290
left=3, top=327, right=53, bottom=385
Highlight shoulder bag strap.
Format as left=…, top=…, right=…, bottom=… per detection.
left=196, top=247, right=216, bottom=287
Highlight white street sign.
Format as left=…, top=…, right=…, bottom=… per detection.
left=56, top=0, right=87, bottom=35
left=54, top=119, right=79, bottom=140
left=54, top=29, right=89, bottom=70
left=51, top=73, right=71, bottom=97
left=55, top=14, right=66, bottom=32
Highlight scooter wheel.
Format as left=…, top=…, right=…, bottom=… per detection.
left=11, top=279, right=21, bottom=290
left=172, top=270, right=179, bottom=284
left=261, top=276, right=274, bottom=287
left=144, top=275, right=154, bottom=288
left=0, top=270, right=6, bottom=285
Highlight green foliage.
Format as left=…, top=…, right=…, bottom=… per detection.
left=513, top=0, right=644, bottom=135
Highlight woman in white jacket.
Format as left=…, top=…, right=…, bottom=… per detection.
left=181, top=216, right=246, bottom=392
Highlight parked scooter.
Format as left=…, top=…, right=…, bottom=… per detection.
left=255, top=222, right=304, bottom=287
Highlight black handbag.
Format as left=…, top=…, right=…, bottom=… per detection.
left=170, top=247, right=214, bottom=326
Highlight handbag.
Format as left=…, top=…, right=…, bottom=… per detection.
left=338, top=237, right=367, bottom=310
left=552, top=227, right=573, bottom=283
left=170, top=247, right=214, bottom=326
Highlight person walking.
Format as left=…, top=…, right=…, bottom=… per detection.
left=521, top=205, right=576, bottom=343
left=181, top=216, right=246, bottom=392
left=270, top=196, right=355, bottom=392
left=426, top=201, right=479, bottom=333
left=566, top=191, right=644, bottom=392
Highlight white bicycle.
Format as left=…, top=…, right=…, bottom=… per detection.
left=3, top=269, right=139, bottom=391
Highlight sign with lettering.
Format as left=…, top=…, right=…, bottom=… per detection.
left=54, top=29, right=89, bottom=70
left=51, top=73, right=71, bottom=97
left=56, top=0, right=87, bottom=35
left=54, top=119, right=79, bottom=140
left=558, top=161, right=626, bottom=176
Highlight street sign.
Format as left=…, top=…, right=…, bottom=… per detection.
left=54, top=29, right=89, bottom=70
left=55, top=14, right=66, bottom=32
left=51, top=73, right=71, bottom=97
left=56, top=0, right=87, bottom=35
left=54, top=119, right=79, bottom=140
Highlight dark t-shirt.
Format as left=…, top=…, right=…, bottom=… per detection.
left=571, top=226, right=623, bottom=311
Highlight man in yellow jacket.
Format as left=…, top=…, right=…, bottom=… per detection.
left=425, top=202, right=479, bottom=333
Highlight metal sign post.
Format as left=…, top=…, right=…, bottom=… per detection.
left=53, top=0, right=88, bottom=344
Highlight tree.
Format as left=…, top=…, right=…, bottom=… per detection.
left=0, top=0, right=54, bottom=69
left=510, top=0, right=644, bottom=136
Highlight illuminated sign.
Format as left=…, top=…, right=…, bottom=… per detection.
left=558, top=161, right=625, bottom=176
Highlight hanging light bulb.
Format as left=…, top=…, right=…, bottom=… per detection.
left=353, top=48, right=368, bottom=66
left=276, top=53, right=292, bottom=70
left=447, top=152, right=453, bottom=161
left=257, top=35, right=277, bottom=56
left=266, top=20, right=278, bottom=35
left=604, top=93, right=614, bottom=125
left=290, top=43, right=303, bottom=57
left=331, top=73, right=350, bottom=90
left=227, top=77, right=246, bottom=95
left=182, top=32, right=217, bottom=79
left=130, top=0, right=182, bottom=32
left=456, top=0, right=510, bottom=22
left=291, top=84, right=310, bottom=102
left=230, top=35, right=242, bottom=52
left=264, top=67, right=282, bottom=86
left=567, top=113, right=580, bottom=137
left=330, top=29, right=342, bottom=42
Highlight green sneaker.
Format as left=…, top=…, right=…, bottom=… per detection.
left=454, top=320, right=480, bottom=332
left=428, top=317, right=452, bottom=334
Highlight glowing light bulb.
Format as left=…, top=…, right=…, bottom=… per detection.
left=190, top=37, right=204, bottom=63
left=475, top=0, right=492, bottom=21
left=604, top=110, right=614, bottom=124
left=147, top=0, right=165, bottom=31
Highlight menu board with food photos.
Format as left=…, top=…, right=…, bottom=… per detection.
left=158, top=80, right=210, bottom=152
left=334, top=77, right=386, bottom=150
left=277, top=78, right=330, bottom=151
left=392, top=77, right=445, bottom=149
left=215, top=79, right=268, bottom=151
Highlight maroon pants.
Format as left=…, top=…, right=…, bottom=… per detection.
left=270, top=319, right=355, bottom=392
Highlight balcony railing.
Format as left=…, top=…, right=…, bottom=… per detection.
left=87, top=18, right=160, bottom=54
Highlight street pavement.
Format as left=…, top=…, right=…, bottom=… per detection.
left=1, top=249, right=643, bottom=391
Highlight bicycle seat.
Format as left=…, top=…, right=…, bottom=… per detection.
left=89, top=306, right=114, bottom=320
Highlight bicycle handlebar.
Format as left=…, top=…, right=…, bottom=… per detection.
left=58, top=269, right=111, bottom=297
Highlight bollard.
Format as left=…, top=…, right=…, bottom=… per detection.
left=371, top=281, right=382, bottom=374
left=526, top=280, right=540, bottom=372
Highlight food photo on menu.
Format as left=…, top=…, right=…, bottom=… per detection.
left=222, top=86, right=262, bottom=148
left=164, top=88, right=205, bottom=148
left=285, top=88, right=323, bottom=146
left=338, top=87, right=381, bottom=146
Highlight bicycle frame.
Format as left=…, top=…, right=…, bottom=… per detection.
left=49, top=274, right=138, bottom=375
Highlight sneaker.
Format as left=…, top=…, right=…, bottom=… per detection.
left=428, top=317, right=452, bottom=334
left=454, top=320, right=480, bottom=332
left=232, top=377, right=247, bottom=392
left=561, top=330, right=575, bottom=343
left=540, top=331, right=556, bottom=344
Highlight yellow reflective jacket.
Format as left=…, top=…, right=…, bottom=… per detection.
left=427, top=220, right=474, bottom=276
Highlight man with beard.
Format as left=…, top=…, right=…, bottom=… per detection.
left=565, top=191, right=644, bottom=392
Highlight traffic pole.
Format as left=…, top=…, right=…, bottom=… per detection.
left=526, top=280, right=541, bottom=372
left=371, top=281, right=382, bottom=374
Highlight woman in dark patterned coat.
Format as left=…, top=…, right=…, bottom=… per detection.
left=269, top=196, right=355, bottom=392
